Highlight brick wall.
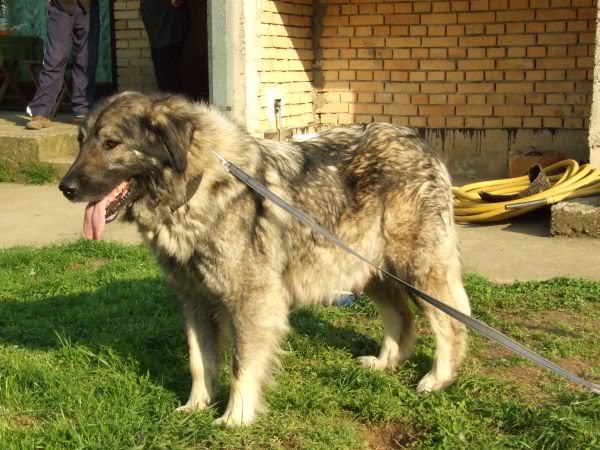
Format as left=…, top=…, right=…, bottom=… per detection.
left=315, top=0, right=597, bottom=129
left=113, top=1, right=156, bottom=92
left=258, top=0, right=316, bottom=132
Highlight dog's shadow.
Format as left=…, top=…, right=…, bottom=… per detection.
left=0, top=279, right=431, bottom=407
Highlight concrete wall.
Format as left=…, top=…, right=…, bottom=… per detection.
left=422, top=128, right=589, bottom=179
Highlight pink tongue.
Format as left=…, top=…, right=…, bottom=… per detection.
left=82, top=181, right=129, bottom=240
left=84, top=196, right=109, bottom=240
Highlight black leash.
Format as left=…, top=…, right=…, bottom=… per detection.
left=213, top=153, right=600, bottom=395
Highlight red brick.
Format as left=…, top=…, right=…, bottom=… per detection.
left=421, top=13, right=458, bottom=24
left=459, top=36, right=497, bottom=47
left=447, top=117, right=465, bottom=128
left=384, top=104, right=418, bottom=115
left=495, top=105, right=532, bottom=116
left=496, top=82, right=534, bottom=93
left=466, top=117, right=484, bottom=128
left=458, top=60, right=495, bottom=70
left=537, top=58, right=576, bottom=69
left=496, top=59, right=534, bottom=69
left=538, top=33, right=578, bottom=45
left=457, top=82, right=495, bottom=93
left=419, top=105, right=455, bottom=115
left=383, top=60, right=419, bottom=70
left=425, top=93, right=444, bottom=104
left=458, top=12, right=495, bottom=23
left=456, top=105, right=493, bottom=115
left=349, top=15, right=384, bottom=26
left=386, top=37, right=421, bottom=47
left=537, top=9, right=577, bottom=20
left=507, top=48, right=527, bottom=58
left=421, top=82, right=458, bottom=93
left=497, top=10, right=535, bottom=21
left=498, top=34, right=536, bottom=46
left=420, top=59, right=456, bottom=70
left=390, top=25, right=410, bottom=36
left=422, top=37, right=458, bottom=47
left=535, top=81, right=575, bottom=92
left=427, top=71, right=446, bottom=81
left=385, top=15, right=420, bottom=25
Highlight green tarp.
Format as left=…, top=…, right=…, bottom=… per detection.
left=5, top=0, right=112, bottom=83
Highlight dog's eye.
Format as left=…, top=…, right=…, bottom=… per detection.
left=105, top=140, right=120, bottom=150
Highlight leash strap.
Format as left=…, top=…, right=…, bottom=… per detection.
left=218, top=156, right=600, bottom=395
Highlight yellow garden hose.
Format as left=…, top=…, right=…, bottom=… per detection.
left=453, top=160, right=600, bottom=223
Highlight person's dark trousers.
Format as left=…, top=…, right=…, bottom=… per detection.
left=151, top=42, right=184, bottom=93
left=27, top=2, right=100, bottom=118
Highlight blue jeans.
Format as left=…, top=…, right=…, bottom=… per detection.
left=27, top=2, right=100, bottom=117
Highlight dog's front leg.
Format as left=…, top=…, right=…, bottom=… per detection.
left=215, top=291, right=289, bottom=426
left=176, top=301, right=221, bottom=413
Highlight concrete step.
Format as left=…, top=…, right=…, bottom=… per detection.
left=551, top=196, right=600, bottom=238
left=0, top=111, right=78, bottom=173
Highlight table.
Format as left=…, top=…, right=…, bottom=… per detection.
left=0, top=35, right=44, bottom=105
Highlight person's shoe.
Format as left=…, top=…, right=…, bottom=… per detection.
left=72, top=115, right=85, bottom=125
left=25, top=115, right=50, bottom=130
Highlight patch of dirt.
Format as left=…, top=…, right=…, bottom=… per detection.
left=473, top=343, right=600, bottom=404
left=517, top=310, right=589, bottom=338
left=7, top=414, right=38, bottom=429
left=68, top=258, right=110, bottom=271
left=360, top=422, right=423, bottom=449
left=496, top=309, right=595, bottom=336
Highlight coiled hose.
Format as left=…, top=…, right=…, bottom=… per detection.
left=453, top=160, right=600, bottom=223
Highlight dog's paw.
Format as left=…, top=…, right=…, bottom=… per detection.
left=356, top=355, right=385, bottom=370
left=175, top=392, right=213, bottom=413
left=416, top=372, right=453, bottom=393
left=214, top=409, right=255, bottom=427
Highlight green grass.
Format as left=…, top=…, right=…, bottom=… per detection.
left=0, top=160, right=59, bottom=184
left=0, top=241, right=598, bottom=449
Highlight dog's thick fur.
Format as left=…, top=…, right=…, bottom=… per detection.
left=60, top=92, right=471, bottom=426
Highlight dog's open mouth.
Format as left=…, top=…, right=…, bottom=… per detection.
left=83, top=180, right=134, bottom=240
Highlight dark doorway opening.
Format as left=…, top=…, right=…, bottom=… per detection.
left=178, top=0, right=209, bottom=102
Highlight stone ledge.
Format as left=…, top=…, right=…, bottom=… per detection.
left=0, top=112, right=78, bottom=174
left=551, top=196, right=600, bottom=238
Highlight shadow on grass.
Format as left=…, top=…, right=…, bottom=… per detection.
left=0, top=278, right=424, bottom=403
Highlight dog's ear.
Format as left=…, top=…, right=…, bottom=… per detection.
left=142, top=102, right=195, bottom=173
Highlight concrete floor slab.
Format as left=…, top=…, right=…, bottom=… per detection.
left=0, top=183, right=599, bottom=282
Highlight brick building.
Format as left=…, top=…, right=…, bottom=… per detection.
left=113, top=0, right=599, bottom=178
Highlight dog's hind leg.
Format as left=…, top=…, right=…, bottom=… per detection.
left=356, top=281, right=415, bottom=370
left=176, top=300, right=221, bottom=413
left=216, top=287, right=289, bottom=426
left=412, top=261, right=471, bottom=393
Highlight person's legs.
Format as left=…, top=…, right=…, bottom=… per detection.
left=71, top=1, right=100, bottom=117
left=27, top=4, right=75, bottom=119
left=151, top=42, right=184, bottom=93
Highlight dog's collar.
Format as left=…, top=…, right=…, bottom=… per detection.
left=171, top=175, right=202, bottom=211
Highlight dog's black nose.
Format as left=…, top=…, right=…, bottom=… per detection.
left=59, top=178, right=79, bottom=199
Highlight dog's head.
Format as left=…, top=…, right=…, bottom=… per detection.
left=59, top=92, right=195, bottom=239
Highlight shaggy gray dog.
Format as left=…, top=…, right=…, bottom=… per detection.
left=59, top=92, right=471, bottom=426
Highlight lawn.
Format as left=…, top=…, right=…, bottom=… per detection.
left=0, top=241, right=598, bottom=449
left=0, top=160, right=59, bottom=185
